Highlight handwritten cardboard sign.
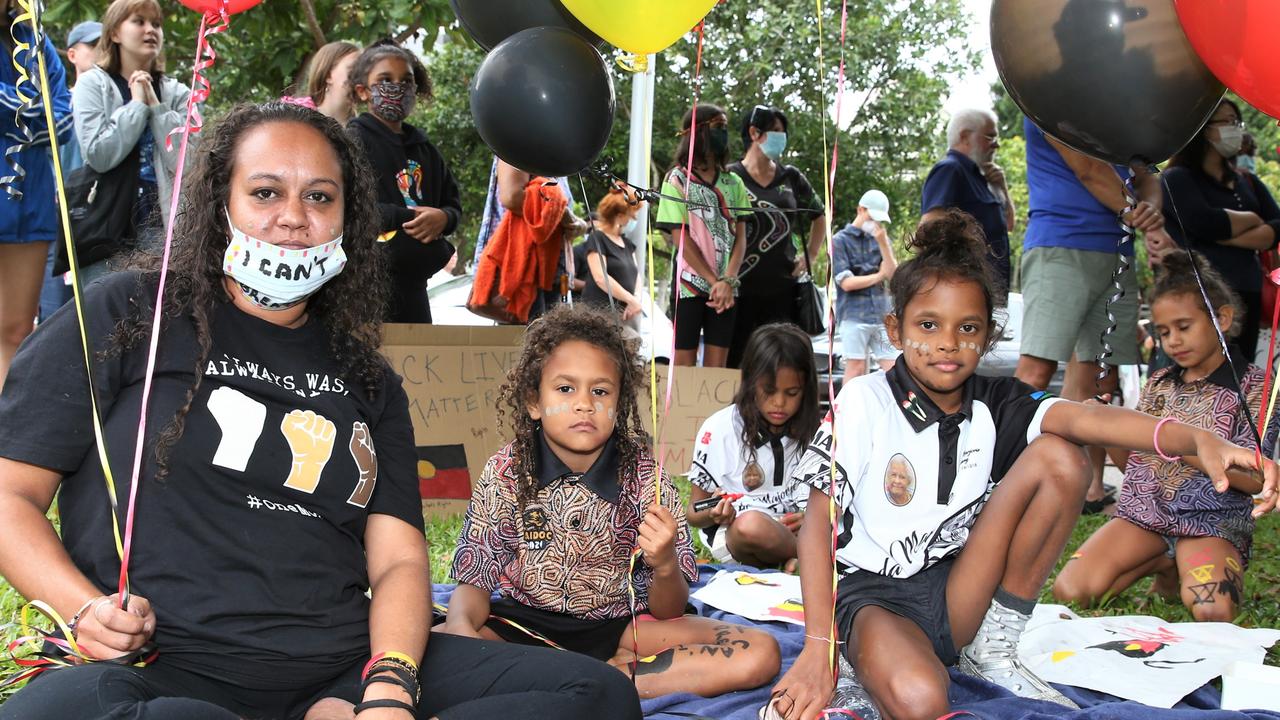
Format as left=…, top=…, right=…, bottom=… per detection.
left=381, top=324, right=741, bottom=516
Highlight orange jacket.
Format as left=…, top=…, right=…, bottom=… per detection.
left=470, top=178, right=568, bottom=323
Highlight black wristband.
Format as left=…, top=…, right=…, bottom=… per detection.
left=363, top=673, right=418, bottom=699
left=354, top=698, right=416, bottom=715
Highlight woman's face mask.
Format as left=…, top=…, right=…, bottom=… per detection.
left=759, top=131, right=787, bottom=161
left=1210, top=124, right=1244, bottom=159
left=223, top=210, right=347, bottom=310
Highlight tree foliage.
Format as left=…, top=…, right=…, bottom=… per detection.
left=45, top=0, right=980, bottom=270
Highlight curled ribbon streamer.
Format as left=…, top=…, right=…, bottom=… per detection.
left=626, top=547, right=643, bottom=682
left=0, top=0, right=40, bottom=198
left=120, top=3, right=230, bottom=609
left=1096, top=168, right=1139, bottom=385
left=1258, top=268, right=1280, bottom=440
left=165, top=8, right=229, bottom=152
left=616, top=53, right=648, bottom=74
left=0, top=3, right=142, bottom=692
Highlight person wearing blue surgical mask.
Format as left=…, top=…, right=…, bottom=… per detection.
left=726, top=104, right=826, bottom=369
left=582, top=182, right=645, bottom=321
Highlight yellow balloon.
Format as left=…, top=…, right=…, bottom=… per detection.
left=559, top=0, right=718, bottom=55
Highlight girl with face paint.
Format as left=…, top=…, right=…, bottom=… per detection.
left=654, top=103, right=751, bottom=368
left=347, top=42, right=461, bottom=323
left=1161, top=98, right=1280, bottom=361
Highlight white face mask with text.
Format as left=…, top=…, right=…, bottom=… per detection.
left=222, top=211, right=347, bottom=311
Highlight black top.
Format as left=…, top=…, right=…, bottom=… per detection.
left=726, top=161, right=824, bottom=297
left=348, top=113, right=461, bottom=322
left=0, top=271, right=422, bottom=689
left=581, top=229, right=638, bottom=311
left=1162, top=165, right=1280, bottom=293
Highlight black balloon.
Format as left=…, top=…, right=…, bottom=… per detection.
left=449, top=0, right=602, bottom=51
left=470, top=27, right=616, bottom=178
left=991, top=0, right=1223, bottom=165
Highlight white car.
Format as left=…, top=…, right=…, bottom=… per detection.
left=426, top=273, right=675, bottom=363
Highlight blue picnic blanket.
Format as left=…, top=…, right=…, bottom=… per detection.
left=432, top=565, right=1280, bottom=720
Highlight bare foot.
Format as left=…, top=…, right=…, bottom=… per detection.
left=782, top=558, right=799, bottom=575
left=1150, top=564, right=1180, bottom=600
left=303, top=697, right=355, bottom=720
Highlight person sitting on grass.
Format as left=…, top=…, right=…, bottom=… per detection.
left=1054, top=252, right=1273, bottom=622
left=440, top=303, right=781, bottom=699
left=766, top=211, right=1277, bottom=720
left=686, top=323, right=820, bottom=569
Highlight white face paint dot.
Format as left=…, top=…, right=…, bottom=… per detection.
left=592, top=401, right=605, bottom=415
left=543, top=403, right=570, bottom=417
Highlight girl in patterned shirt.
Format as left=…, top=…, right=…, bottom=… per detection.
left=442, top=304, right=780, bottom=698
left=1054, top=252, right=1273, bottom=621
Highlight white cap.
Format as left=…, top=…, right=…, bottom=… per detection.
left=858, top=189, right=891, bottom=223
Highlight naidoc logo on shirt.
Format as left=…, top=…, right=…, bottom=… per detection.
left=522, top=505, right=552, bottom=550
left=700, top=431, right=712, bottom=445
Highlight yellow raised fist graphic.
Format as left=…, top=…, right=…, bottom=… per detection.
left=280, top=409, right=337, bottom=494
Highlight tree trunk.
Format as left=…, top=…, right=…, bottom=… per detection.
left=298, top=0, right=327, bottom=50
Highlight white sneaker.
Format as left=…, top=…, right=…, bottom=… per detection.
left=958, top=600, right=1078, bottom=709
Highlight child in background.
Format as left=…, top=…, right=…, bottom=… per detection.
left=347, top=42, right=459, bottom=323
left=654, top=103, right=750, bottom=368
left=442, top=305, right=780, bottom=698
left=767, top=211, right=1274, bottom=720
left=1054, top=253, right=1272, bottom=622
left=687, top=324, right=820, bottom=568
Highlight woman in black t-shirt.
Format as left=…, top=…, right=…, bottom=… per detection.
left=726, top=104, right=826, bottom=368
left=0, top=103, right=639, bottom=720
left=582, top=183, right=644, bottom=320
left=1162, top=98, right=1280, bottom=360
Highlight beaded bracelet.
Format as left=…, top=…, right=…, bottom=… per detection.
left=718, top=275, right=741, bottom=290
left=1153, top=417, right=1182, bottom=462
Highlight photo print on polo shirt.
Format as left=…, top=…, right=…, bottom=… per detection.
left=743, top=461, right=764, bottom=491
left=883, top=453, right=917, bottom=506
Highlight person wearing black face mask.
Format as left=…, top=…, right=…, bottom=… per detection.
left=1162, top=98, right=1280, bottom=360
left=347, top=42, right=461, bottom=324
left=654, top=103, right=751, bottom=368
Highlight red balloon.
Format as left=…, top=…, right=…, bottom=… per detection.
left=1176, top=0, right=1280, bottom=118
left=177, top=0, right=263, bottom=14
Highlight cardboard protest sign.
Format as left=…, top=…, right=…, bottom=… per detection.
left=382, top=325, right=740, bottom=515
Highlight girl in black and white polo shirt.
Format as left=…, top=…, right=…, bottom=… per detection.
left=766, top=210, right=1277, bottom=720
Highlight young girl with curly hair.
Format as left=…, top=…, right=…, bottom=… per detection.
left=443, top=303, right=780, bottom=698
left=1054, top=252, right=1272, bottom=622
left=768, top=210, right=1275, bottom=720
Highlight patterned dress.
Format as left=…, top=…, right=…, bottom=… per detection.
left=1115, top=357, right=1273, bottom=563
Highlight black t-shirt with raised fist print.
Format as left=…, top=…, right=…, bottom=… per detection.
left=0, top=271, right=422, bottom=689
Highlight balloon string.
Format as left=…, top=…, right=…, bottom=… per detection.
left=120, top=6, right=227, bottom=606
left=1161, top=173, right=1265, bottom=455
left=1259, top=283, right=1280, bottom=441
left=0, top=0, right=39, bottom=198
left=655, top=21, right=705, bottom=491
left=1096, top=168, right=1138, bottom=387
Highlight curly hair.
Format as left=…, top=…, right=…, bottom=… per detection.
left=1151, top=250, right=1242, bottom=338
left=108, top=101, right=388, bottom=480
left=496, top=304, right=650, bottom=508
left=891, top=209, right=1005, bottom=353
left=347, top=41, right=435, bottom=107
left=733, top=323, right=820, bottom=460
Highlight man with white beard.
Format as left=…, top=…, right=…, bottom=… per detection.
left=920, top=108, right=1014, bottom=303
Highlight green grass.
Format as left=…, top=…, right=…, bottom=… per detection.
left=3, top=491, right=1278, bottom=700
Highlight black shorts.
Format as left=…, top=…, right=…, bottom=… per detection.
left=834, top=558, right=958, bottom=666
left=674, top=294, right=738, bottom=350
left=485, top=598, right=631, bottom=661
